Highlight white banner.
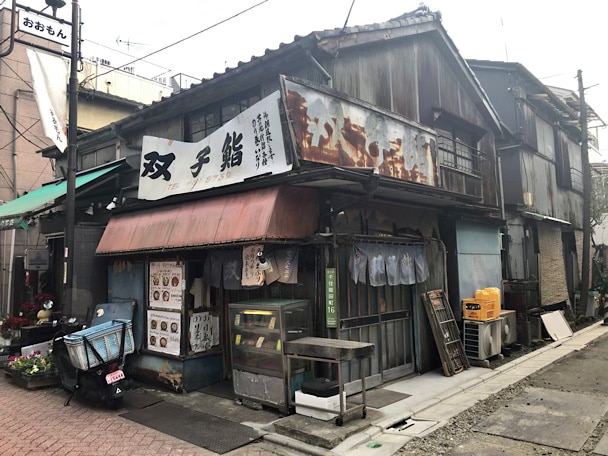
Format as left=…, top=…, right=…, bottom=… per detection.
left=138, top=91, right=291, bottom=200
left=27, top=49, right=68, bottom=152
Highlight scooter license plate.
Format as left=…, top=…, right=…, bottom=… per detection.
left=105, top=370, right=125, bottom=384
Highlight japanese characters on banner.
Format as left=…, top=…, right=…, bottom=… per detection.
left=241, top=245, right=265, bottom=287
left=149, top=261, right=183, bottom=311
left=147, top=310, right=181, bottom=356
left=138, top=91, right=291, bottom=201
left=27, top=49, right=68, bottom=153
left=189, top=312, right=219, bottom=353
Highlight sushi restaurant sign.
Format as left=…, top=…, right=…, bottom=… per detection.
left=138, top=91, right=292, bottom=201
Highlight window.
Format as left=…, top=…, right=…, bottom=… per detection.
left=436, top=126, right=481, bottom=176
left=189, top=90, right=261, bottom=142
left=433, top=111, right=485, bottom=177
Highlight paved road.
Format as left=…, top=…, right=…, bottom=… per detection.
left=449, top=331, right=608, bottom=455
left=0, top=373, right=282, bottom=456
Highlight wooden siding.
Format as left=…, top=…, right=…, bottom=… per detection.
left=517, top=101, right=538, bottom=150
left=322, top=35, right=497, bottom=204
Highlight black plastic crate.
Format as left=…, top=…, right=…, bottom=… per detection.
left=301, top=378, right=339, bottom=398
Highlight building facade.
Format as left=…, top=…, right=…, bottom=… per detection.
left=4, top=7, right=505, bottom=393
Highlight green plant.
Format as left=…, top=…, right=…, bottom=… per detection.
left=7, top=352, right=54, bottom=375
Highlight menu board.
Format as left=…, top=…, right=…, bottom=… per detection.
left=147, top=310, right=181, bottom=356
left=149, top=261, right=183, bottom=310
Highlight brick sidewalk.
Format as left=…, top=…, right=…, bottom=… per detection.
left=0, top=374, right=279, bottom=456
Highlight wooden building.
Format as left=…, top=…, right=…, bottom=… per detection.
left=4, top=6, right=505, bottom=392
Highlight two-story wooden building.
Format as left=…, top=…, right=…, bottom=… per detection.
left=469, top=60, right=591, bottom=338
left=2, top=7, right=505, bottom=393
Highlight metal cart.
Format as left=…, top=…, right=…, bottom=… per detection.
left=284, top=336, right=375, bottom=426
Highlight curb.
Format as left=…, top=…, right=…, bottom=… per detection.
left=263, top=431, right=338, bottom=456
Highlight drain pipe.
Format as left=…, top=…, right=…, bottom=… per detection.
left=6, top=89, right=33, bottom=315
left=307, top=52, right=333, bottom=88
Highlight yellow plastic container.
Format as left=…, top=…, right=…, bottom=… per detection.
left=474, top=287, right=501, bottom=316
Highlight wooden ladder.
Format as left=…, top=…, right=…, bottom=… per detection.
left=422, top=289, right=470, bottom=376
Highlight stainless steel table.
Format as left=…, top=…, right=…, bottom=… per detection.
left=284, top=336, right=375, bottom=426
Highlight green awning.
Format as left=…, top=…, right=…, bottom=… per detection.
left=0, top=163, right=123, bottom=222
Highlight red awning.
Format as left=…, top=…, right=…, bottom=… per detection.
left=96, top=186, right=319, bottom=255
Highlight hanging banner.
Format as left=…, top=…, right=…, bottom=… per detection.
left=189, top=311, right=216, bottom=353
left=138, top=91, right=292, bottom=200
left=27, top=49, right=68, bottom=152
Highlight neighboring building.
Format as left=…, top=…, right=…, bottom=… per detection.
left=3, top=6, right=505, bottom=392
left=0, top=6, right=173, bottom=315
left=468, top=60, right=601, bottom=323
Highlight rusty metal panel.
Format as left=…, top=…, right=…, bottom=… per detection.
left=96, top=186, right=319, bottom=254
left=282, top=77, right=439, bottom=187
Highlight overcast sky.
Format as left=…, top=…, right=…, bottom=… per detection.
left=27, top=0, right=608, bottom=158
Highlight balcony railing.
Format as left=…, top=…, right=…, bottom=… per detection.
left=437, top=136, right=483, bottom=198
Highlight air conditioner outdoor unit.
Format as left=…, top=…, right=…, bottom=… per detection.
left=463, top=319, right=502, bottom=360
left=499, top=310, right=517, bottom=346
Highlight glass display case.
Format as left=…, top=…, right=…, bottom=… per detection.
left=229, top=299, right=311, bottom=410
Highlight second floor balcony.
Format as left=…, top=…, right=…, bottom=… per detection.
left=438, top=135, right=483, bottom=198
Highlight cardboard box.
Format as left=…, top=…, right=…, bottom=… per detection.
left=295, top=390, right=346, bottom=421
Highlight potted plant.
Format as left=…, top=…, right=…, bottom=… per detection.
left=7, top=351, right=54, bottom=375
left=0, top=316, right=30, bottom=342
left=6, top=350, right=58, bottom=388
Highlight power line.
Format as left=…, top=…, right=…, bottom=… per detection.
left=84, top=38, right=168, bottom=71
left=2, top=58, right=34, bottom=90
left=0, top=106, right=49, bottom=150
left=81, top=0, right=269, bottom=86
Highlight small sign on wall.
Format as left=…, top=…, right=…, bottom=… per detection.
left=325, top=268, right=337, bottom=328
left=25, top=249, right=49, bottom=271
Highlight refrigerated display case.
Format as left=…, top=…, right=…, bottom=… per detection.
left=229, top=299, right=311, bottom=410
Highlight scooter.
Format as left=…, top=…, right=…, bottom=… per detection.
left=52, top=301, right=135, bottom=409
left=52, top=329, right=130, bottom=409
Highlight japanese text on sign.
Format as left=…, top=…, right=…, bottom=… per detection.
left=138, top=91, right=291, bottom=201
left=18, top=10, right=71, bottom=48
left=325, top=268, right=337, bottom=328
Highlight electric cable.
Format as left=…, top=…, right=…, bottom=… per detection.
left=80, top=0, right=269, bottom=86
left=2, top=58, right=34, bottom=90
left=0, top=106, right=49, bottom=150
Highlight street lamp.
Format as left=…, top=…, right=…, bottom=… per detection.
left=44, top=0, right=67, bottom=16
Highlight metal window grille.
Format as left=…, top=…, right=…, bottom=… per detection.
left=438, top=135, right=482, bottom=176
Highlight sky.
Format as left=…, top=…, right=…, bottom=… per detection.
left=24, top=0, right=608, bottom=158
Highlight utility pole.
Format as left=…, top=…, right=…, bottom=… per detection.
left=578, top=70, right=591, bottom=316
left=64, top=0, right=79, bottom=315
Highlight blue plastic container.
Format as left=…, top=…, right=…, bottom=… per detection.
left=63, top=320, right=134, bottom=369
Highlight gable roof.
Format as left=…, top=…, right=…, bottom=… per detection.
left=45, top=5, right=503, bottom=155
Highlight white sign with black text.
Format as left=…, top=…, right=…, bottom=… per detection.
left=18, top=9, right=72, bottom=48
left=138, top=91, right=291, bottom=200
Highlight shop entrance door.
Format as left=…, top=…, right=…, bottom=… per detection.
left=338, top=247, right=415, bottom=392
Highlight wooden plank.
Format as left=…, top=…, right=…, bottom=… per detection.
left=422, top=290, right=470, bottom=376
